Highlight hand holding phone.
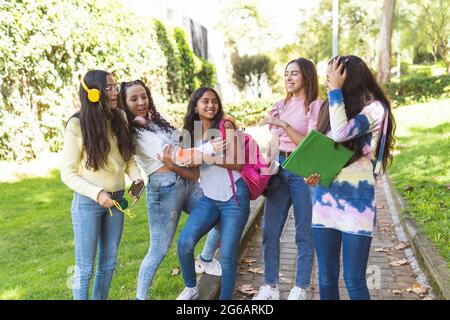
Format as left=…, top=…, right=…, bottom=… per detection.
left=128, top=180, right=145, bottom=205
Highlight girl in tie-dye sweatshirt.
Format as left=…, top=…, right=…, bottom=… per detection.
left=305, top=56, right=396, bottom=300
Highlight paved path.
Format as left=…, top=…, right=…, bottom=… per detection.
left=232, top=179, right=436, bottom=300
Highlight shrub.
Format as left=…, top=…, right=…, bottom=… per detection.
left=196, top=56, right=216, bottom=88
left=385, top=74, right=450, bottom=106
left=0, top=0, right=168, bottom=161
left=174, top=28, right=197, bottom=99
left=225, top=99, right=273, bottom=128
left=154, top=20, right=183, bottom=103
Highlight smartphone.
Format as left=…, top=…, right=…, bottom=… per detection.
left=128, top=180, right=145, bottom=205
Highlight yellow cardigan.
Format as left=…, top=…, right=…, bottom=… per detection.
left=60, top=116, right=141, bottom=202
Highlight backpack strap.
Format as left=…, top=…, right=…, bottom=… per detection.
left=374, top=105, right=389, bottom=175
left=219, top=119, right=239, bottom=206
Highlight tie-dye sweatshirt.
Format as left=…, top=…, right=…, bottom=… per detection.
left=311, top=89, right=386, bottom=237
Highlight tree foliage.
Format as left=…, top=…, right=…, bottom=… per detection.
left=399, top=0, right=450, bottom=72
left=154, top=20, right=184, bottom=103
left=173, top=28, right=197, bottom=99
left=0, top=0, right=167, bottom=161
left=291, top=0, right=449, bottom=73
left=217, top=0, right=276, bottom=55
left=196, top=57, right=217, bottom=88
left=232, top=54, right=275, bottom=98
left=294, top=0, right=381, bottom=67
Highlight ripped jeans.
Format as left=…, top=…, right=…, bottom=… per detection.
left=135, top=172, right=220, bottom=300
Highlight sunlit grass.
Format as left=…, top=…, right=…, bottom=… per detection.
left=390, top=99, right=450, bottom=268
left=407, top=61, right=447, bottom=77
left=0, top=288, right=24, bottom=300
left=0, top=171, right=207, bottom=299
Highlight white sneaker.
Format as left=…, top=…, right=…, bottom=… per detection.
left=195, top=256, right=222, bottom=276
left=252, top=285, right=280, bottom=300
left=176, top=286, right=199, bottom=300
left=288, top=286, right=307, bottom=300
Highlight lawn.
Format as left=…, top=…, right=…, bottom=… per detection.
left=0, top=171, right=207, bottom=300
left=389, top=98, right=450, bottom=267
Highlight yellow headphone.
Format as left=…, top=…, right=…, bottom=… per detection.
left=80, top=77, right=101, bottom=103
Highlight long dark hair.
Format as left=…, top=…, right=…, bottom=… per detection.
left=316, top=55, right=396, bottom=171
left=119, top=80, right=175, bottom=140
left=182, top=87, right=225, bottom=147
left=284, top=58, right=319, bottom=113
left=70, top=70, right=134, bottom=171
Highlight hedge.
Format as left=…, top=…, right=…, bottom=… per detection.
left=385, top=74, right=450, bottom=106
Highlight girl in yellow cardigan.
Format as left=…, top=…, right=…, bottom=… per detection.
left=60, top=70, right=143, bottom=299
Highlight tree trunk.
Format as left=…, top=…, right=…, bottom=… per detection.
left=377, top=0, right=396, bottom=84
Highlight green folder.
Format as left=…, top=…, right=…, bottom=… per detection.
left=282, top=130, right=354, bottom=187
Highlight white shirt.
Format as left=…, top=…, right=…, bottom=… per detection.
left=134, top=123, right=179, bottom=176
left=196, top=140, right=241, bottom=202
left=134, top=123, right=215, bottom=177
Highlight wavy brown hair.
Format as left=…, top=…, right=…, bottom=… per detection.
left=70, top=70, right=135, bottom=171
left=316, top=55, right=396, bottom=171
left=284, top=58, right=319, bottom=113
left=119, top=80, right=175, bottom=141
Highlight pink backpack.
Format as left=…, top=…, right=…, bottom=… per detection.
left=219, top=119, right=270, bottom=204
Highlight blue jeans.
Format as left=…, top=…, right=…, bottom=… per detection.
left=262, top=160, right=314, bottom=289
left=312, top=228, right=372, bottom=300
left=136, top=173, right=220, bottom=300
left=178, top=178, right=250, bottom=300
left=71, top=190, right=125, bottom=300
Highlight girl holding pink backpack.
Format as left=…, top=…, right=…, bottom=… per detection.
left=255, top=58, right=321, bottom=300
left=164, top=87, right=257, bottom=300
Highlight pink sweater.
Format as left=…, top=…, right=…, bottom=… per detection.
left=269, top=97, right=322, bottom=152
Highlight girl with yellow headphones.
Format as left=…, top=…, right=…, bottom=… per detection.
left=60, top=70, right=143, bottom=300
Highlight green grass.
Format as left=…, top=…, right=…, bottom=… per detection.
left=389, top=98, right=450, bottom=268
left=0, top=171, right=207, bottom=300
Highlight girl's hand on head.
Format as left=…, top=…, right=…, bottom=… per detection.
left=304, top=173, right=320, bottom=187
left=259, top=116, right=288, bottom=130
left=327, top=57, right=347, bottom=90
left=97, top=190, right=115, bottom=209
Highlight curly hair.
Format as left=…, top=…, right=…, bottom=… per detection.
left=119, top=80, right=176, bottom=141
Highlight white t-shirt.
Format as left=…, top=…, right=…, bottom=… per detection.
left=134, top=123, right=180, bottom=176
left=134, top=123, right=215, bottom=177
left=196, top=140, right=241, bottom=202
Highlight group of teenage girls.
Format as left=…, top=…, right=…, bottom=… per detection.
left=60, top=54, right=395, bottom=301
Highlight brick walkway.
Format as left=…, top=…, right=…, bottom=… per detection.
left=232, top=179, right=435, bottom=300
